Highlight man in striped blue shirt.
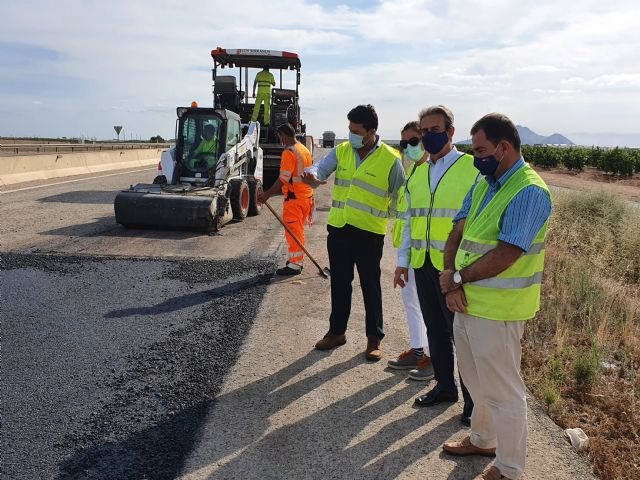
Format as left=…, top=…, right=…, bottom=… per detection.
left=451, top=155, right=551, bottom=242
left=439, top=113, right=552, bottom=480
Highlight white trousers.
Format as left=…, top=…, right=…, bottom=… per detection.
left=453, top=312, right=527, bottom=480
left=402, top=268, right=429, bottom=354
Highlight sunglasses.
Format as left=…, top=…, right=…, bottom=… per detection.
left=400, top=137, right=421, bottom=150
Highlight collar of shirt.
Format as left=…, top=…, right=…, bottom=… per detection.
left=486, top=156, right=525, bottom=189
left=426, top=146, right=463, bottom=189
left=428, top=146, right=462, bottom=167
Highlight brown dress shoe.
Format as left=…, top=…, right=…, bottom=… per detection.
left=442, top=435, right=496, bottom=457
left=474, top=465, right=511, bottom=480
left=365, top=336, right=382, bottom=361
left=315, top=333, right=346, bottom=350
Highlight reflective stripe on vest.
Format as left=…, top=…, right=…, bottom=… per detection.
left=455, top=163, right=551, bottom=321
left=351, top=178, right=389, bottom=198
left=409, top=153, right=478, bottom=270
left=327, top=141, right=399, bottom=235
left=281, top=142, right=313, bottom=197
left=411, top=239, right=428, bottom=249
left=392, top=162, right=421, bottom=248
left=471, top=272, right=544, bottom=289
left=346, top=198, right=389, bottom=218
left=459, top=239, right=546, bottom=256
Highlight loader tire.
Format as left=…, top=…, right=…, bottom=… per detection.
left=247, top=150, right=257, bottom=175
left=248, top=179, right=263, bottom=216
left=230, top=179, right=249, bottom=221
left=153, top=175, right=167, bottom=184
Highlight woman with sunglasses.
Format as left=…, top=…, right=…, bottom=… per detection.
left=388, top=121, right=434, bottom=381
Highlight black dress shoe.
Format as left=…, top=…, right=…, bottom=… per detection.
left=414, top=386, right=459, bottom=407
left=460, top=415, right=471, bottom=427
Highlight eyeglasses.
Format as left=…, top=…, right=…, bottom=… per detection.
left=399, top=137, right=420, bottom=150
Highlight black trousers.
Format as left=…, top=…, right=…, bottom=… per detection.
left=414, top=255, right=473, bottom=412
left=327, top=224, right=385, bottom=339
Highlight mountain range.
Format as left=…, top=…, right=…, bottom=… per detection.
left=458, top=125, right=574, bottom=146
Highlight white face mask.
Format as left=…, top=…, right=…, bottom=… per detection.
left=405, top=144, right=423, bottom=162
left=349, top=132, right=365, bottom=149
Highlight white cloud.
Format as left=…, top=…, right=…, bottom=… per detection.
left=0, top=0, right=639, bottom=144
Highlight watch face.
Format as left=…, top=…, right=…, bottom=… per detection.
left=454, top=271, right=462, bottom=284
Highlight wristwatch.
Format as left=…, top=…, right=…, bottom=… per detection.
left=453, top=270, right=463, bottom=285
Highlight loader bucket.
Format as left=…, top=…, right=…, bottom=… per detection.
left=114, top=190, right=219, bottom=230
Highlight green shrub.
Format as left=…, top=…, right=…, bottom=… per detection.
left=525, top=146, right=560, bottom=168
left=455, top=143, right=473, bottom=154
left=586, top=147, right=604, bottom=168
left=541, top=382, right=560, bottom=410
left=602, top=147, right=635, bottom=176
left=562, top=148, right=585, bottom=171
left=547, top=356, right=565, bottom=383
left=573, top=347, right=601, bottom=386
left=631, top=149, right=640, bottom=173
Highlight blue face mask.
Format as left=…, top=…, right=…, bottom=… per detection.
left=349, top=132, right=365, bottom=149
left=421, top=131, right=449, bottom=154
left=405, top=144, right=424, bottom=162
left=473, top=146, right=502, bottom=176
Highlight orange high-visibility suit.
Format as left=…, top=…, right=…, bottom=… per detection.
left=279, top=142, right=314, bottom=268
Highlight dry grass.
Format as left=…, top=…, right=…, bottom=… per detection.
left=522, top=190, right=640, bottom=480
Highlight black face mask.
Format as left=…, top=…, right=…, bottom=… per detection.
left=473, top=146, right=502, bottom=176
left=421, top=131, right=449, bottom=154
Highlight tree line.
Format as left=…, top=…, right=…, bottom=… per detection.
left=455, top=144, right=640, bottom=176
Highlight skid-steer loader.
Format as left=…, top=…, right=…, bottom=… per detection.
left=114, top=105, right=263, bottom=232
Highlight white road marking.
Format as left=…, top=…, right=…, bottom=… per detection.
left=0, top=168, right=156, bottom=194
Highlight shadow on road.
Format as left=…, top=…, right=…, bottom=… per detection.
left=104, top=273, right=274, bottom=318
left=55, top=328, right=466, bottom=479
left=42, top=216, right=205, bottom=240
left=58, top=402, right=211, bottom=480
left=178, top=351, right=462, bottom=479
left=38, top=190, right=117, bottom=204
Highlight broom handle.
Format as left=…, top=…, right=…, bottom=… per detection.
left=263, top=200, right=326, bottom=274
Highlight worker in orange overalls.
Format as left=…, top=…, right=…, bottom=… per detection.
left=260, top=122, right=314, bottom=275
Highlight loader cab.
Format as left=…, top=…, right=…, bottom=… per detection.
left=175, top=107, right=242, bottom=183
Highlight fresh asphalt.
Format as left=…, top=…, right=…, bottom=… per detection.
left=0, top=164, right=284, bottom=479
left=1, top=253, right=276, bottom=479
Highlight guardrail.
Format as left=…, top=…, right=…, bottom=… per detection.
left=0, top=143, right=173, bottom=155
left=0, top=147, right=167, bottom=186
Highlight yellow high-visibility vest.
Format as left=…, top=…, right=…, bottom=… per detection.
left=391, top=161, right=427, bottom=248
left=455, top=164, right=551, bottom=321
left=409, top=153, right=477, bottom=270
left=328, top=141, right=399, bottom=235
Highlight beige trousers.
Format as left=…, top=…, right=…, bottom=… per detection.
left=453, top=312, right=527, bottom=480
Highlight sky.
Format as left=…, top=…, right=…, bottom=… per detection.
left=1, top=0, right=639, bottom=146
